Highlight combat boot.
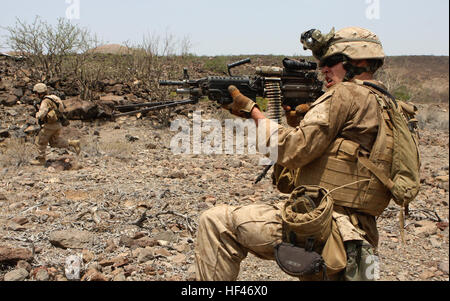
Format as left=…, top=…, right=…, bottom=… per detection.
left=69, top=140, right=81, bottom=155
left=30, top=158, right=46, bottom=166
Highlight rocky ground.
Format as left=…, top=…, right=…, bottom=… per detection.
left=0, top=100, right=448, bottom=282
left=0, top=55, right=448, bottom=282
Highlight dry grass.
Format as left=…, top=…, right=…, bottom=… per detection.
left=99, top=139, right=133, bottom=159
left=0, top=138, right=35, bottom=167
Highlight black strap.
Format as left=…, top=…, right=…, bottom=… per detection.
left=362, top=81, right=398, bottom=108
left=305, top=237, right=315, bottom=252
left=44, top=96, right=60, bottom=106
left=322, top=264, right=329, bottom=281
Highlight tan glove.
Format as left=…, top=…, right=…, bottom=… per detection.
left=285, top=103, right=311, bottom=127
left=225, top=85, right=258, bottom=118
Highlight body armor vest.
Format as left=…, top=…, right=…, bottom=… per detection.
left=43, top=95, right=64, bottom=124
left=295, top=85, right=394, bottom=216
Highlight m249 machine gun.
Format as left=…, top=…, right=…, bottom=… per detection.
left=159, top=57, right=324, bottom=184
left=115, top=58, right=324, bottom=182
left=159, top=57, right=323, bottom=123
left=115, top=57, right=323, bottom=120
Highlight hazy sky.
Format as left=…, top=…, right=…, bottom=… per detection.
left=1, top=0, right=448, bottom=56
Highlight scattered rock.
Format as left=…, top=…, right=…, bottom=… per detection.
left=81, top=269, right=108, bottom=281
left=105, top=240, right=118, bottom=253
left=436, top=222, right=449, bottom=231
left=23, top=125, right=40, bottom=135
left=135, top=237, right=158, bottom=248
left=47, top=155, right=82, bottom=171
left=429, top=237, right=442, bottom=248
left=146, top=143, right=157, bottom=149
left=35, top=268, right=50, bottom=281
left=99, top=95, right=125, bottom=105
left=113, top=272, right=126, bottom=281
left=125, top=134, right=139, bottom=142
left=144, top=265, right=156, bottom=276
left=0, top=94, right=18, bottom=106
left=0, top=246, right=33, bottom=263
left=0, top=129, right=10, bottom=138
left=418, top=270, right=435, bottom=280
left=152, top=231, right=177, bottom=243
left=169, top=171, right=187, bottom=179
left=438, top=262, right=449, bottom=275
left=137, top=247, right=155, bottom=263
left=4, top=268, right=29, bottom=281
left=119, top=235, right=135, bottom=248
left=16, top=260, right=32, bottom=272
left=11, top=216, right=28, bottom=225
left=6, top=220, right=26, bottom=231
left=436, top=175, right=449, bottom=182
left=413, top=220, right=438, bottom=237
left=82, top=249, right=94, bottom=263
left=169, top=253, right=187, bottom=264
left=49, top=229, right=94, bottom=249
left=154, top=248, right=171, bottom=258
left=113, top=256, right=129, bottom=268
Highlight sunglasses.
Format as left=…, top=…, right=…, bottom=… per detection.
left=319, top=55, right=347, bottom=68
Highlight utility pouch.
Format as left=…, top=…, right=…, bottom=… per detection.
left=46, top=110, right=58, bottom=123
left=275, top=240, right=327, bottom=278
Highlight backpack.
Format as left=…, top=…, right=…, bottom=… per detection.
left=44, top=95, right=70, bottom=126
left=356, top=81, right=421, bottom=240
left=358, top=81, right=421, bottom=206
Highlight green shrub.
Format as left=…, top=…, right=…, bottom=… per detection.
left=393, top=85, right=411, bottom=101
left=203, top=56, right=228, bottom=74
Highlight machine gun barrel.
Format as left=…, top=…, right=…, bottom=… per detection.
left=115, top=101, right=177, bottom=111
left=113, top=99, right=198, bottom=118
left=159, top=80, right=186, bottom=86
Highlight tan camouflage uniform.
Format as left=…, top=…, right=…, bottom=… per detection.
left=34, top=96, right=77, bottom=163
left=195, top=79, right=387, bottom=281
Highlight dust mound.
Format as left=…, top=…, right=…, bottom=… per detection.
left=88, top=44, right=129, bottom=55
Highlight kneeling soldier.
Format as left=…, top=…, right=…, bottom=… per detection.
left=195, top=27, right=398, bottom=281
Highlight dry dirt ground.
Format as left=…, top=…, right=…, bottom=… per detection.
left=0, top=101, right=448, bottom=282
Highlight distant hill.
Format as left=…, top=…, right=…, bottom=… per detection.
left=88, top=44, right=130, bottom=55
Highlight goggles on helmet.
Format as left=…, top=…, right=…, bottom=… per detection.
left=300, top=28, right=335, bottom=59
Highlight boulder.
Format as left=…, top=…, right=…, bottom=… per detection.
left=0, top=94, right=18, bottom=106
left=63, top=97, right=98, bottom=120
left=49, top=229, right=93, bottom=249
left=99, top=95, right=125, bottom=106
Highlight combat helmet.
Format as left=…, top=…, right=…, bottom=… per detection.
left=301, top=27, right=385, bottom=75
left=33, top=83, right=48, bottom=94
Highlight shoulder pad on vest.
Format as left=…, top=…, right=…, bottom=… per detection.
left=333, top=81, right=372, bottom=100
left=311, top=90, right=334, bottom=107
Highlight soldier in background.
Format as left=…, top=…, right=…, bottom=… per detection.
left=30, top=83, right=81, bottom=166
